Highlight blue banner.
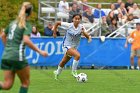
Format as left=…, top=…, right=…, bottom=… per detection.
left=0, top=37, right=132, bottom=66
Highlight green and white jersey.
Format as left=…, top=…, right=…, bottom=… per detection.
left=2, top=21, right=32, bottom=61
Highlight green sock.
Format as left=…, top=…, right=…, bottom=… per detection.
left=19, top=86, right=28, bottom=93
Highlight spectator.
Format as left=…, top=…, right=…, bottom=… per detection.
left=128, top=3, right=140, bottom=19
left=126, top=14, right=134, bottom=22
left=93, top=3, right=106, bottom=18
left=110, top=3, right=116, bottom=11
left=44, top=22, right=60, bottom=36
left=107, top=18, right=118, bottom=36
left=68, top=3, right=80, bottom=23
left=82, top=0, right=89, bottom=12
left=82, top=8, right=94, bottom=23
left=125, top=14, right=134, bottom=32
left=106, top=11, right=117, bottom=25
left=114, top=0, right=122, bottom=9
left=125, top=0, right=134, bottom=12
left=69, top=0, right=81, bottom=12
left=58, top=0, right=69, bottom=13
left=110, top=3, right=119, bottom=15
left=69, top=0, right=77, bottom=10
left=117, top=2, right=128, bottom=21
left=117, top=13, right=126, bottom=27
left=30, top=26, right=41, bottom=37
left=101, top=16, right=109, bottom=36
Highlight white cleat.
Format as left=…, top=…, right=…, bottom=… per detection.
left=136, top=66, right=140, bottom=70
left=53, top=71, right=58, bottom=80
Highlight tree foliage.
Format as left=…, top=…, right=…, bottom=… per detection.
left=0, top=0, right=44, bottom=34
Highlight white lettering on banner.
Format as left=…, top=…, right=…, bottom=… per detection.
left=32, top=43, right=44, bottom=64
left=55, top=41, right=64, bottom=54
left=26, top=41, right=64, bottom=64
left=26, top=49, right=33, bottom=59
left=44, top=42, right=55, bottom=55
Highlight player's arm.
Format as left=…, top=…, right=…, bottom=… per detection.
left=23, top=23, right=47, bottom=57
left=82, top=27, right=92, bottom=43
left=124, top=36, right=129, bottom=48
left=1, top=26, right=9, bottom=46
left=1, top=31, right=7, bottom=46
left=52, top=21, right=61, bottom=38
left=23, top=35, right=48, bottom=57
left=125, top=35, right=133, bottom=48
left=125, top=32, right=134, bottom=48
left=52, top=21, right=70, bottom=38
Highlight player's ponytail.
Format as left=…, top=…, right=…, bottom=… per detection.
left=16, top=2, right=33, bottom=28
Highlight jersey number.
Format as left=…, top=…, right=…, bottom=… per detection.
left=8, top=24, right=17, bottom=40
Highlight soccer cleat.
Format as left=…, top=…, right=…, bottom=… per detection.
left=53, top=71, right=58, bottom=80
left=136, top=66, right=140, bottom=70
left=71, top=71, right=78, bottom=78
left=131, top=66, right=134, bottom=70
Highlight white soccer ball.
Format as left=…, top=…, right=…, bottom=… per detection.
left=76, top=73, right=88, bottom=83
left=100, top=36, right=105, bottom=42
left=128, top=38, right=134, bottom=43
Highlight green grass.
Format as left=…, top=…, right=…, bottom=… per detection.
left=0, top=69, right=140, bottom=93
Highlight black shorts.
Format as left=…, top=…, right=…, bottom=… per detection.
left=1, top=59, right=28, bottom=71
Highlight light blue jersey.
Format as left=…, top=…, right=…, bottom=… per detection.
left=61, top=22, right=86, bottom=51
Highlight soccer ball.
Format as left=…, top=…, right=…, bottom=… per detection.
left=100, top=36, right=105, bottom=42
left=76, top=73, right=88, bottom=83
left=128, top=38, right=134, bottom=43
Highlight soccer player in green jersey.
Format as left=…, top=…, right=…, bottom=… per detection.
left=0, top=2, right=48, bottom=93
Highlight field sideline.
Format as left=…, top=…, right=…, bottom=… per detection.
left=0, top=69, right=140, bottom=93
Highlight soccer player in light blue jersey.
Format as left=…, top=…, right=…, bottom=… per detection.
left=53, top=14, right=92, bottom=80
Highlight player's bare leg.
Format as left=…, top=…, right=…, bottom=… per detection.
left=66, top=48, right=80, bottom=77
left=0, top=71, right=15, bottom=90
left=16, top=66, right=30, bottom=93
left=136, top=57, right=140, bottom=70
left=54, top=54, right=71, bottom=80
left=130, top=56, right=134, bottom=70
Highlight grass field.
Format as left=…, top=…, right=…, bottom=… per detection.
left=0, top=69, right=140, bottom=93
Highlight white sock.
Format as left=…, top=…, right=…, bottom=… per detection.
left=56, top=66, right=63, bottom=75
left=72, top=60, right=79, bottom=72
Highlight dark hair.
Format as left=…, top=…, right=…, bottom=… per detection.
left=32, top=26, right=38, bottom=35
left=111, top=18, right=117, bottom=27
left=25, top=4, right=33, bottom=16
left=72, top=14, right=82, bottom=20
left=127, top=14, right=133, bottom=21
left=136, top=23, right=140, bottom=25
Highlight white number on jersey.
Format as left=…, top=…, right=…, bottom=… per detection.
left=8, top=24, right=17, bottom=40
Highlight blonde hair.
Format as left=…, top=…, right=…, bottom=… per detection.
left=16, top=2, right=32, bottom=28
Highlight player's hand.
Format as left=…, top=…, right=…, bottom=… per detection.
left=53, top=32, right=57, bottom=38
left=88, top=36, right=92, bottom=43
left=52, top=27, right=57, bottom=38
left=39, top=50, right=48, bottom=57
left=124, top=43, right=128, bottom=48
